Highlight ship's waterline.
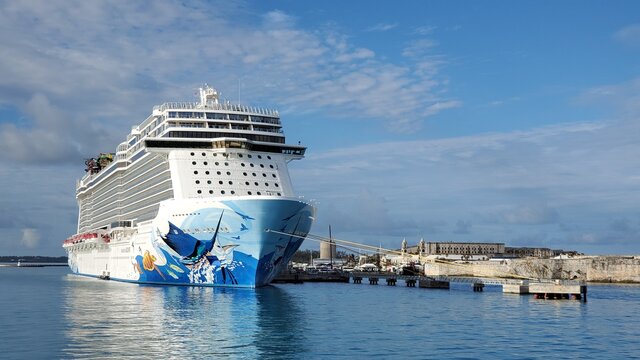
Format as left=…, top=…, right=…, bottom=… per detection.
left=63, top=85, right=315, bottom=287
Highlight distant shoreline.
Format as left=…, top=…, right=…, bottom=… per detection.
left=0, top=263, right=68, bottom=267
left=0, top=256, right=67, bottom=264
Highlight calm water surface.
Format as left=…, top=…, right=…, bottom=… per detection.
left=0, top=266, right=639, bottom=359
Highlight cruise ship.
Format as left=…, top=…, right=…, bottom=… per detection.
left=62, top=85, right=315, bottom=287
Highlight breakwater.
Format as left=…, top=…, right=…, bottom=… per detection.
left=424, top=256, right=640, bottom=282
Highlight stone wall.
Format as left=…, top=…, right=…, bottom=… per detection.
left=424, top=256, right=640, bottom=282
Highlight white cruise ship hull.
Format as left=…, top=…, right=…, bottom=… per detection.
left=65, top=197, right=314, bottom=287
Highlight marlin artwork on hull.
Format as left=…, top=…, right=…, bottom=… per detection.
left=62, top=85, right=315, bottom=287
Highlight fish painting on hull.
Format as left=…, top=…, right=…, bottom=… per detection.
left=160, top=211, right=224, bottom=265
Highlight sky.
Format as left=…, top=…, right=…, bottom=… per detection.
left=0, top=0, right=639, bottom=256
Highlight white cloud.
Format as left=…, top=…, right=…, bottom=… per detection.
left=263, top=10, right=296, bottom=27
left=577, top=77, right=640, bottom=118
left=500, top=204, right=559, bottom=225
left=294, top=119, right=640, bottom=253
left=414, top=25, right=437, bottom=35
left=402, top=39, right=438, bottom=58
left=21, top=228, right=40, bottom=249
left=366, top=23, right=398, bottom=32
left=613, top=24, right=640, bottom=47
left=0, top=1, right=456, bottom=165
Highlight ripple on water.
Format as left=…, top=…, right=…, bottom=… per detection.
left=0, top=267, right=639, bottom=359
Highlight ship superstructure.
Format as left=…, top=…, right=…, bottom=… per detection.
left=63, top=85, right=315, bottom=287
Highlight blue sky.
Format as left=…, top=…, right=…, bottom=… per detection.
left=0, top=1, right=639, bottom=256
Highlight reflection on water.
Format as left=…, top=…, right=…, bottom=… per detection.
left=63, top=275, right=302, bottom=358
left=2, top=267, right=640, bottom=359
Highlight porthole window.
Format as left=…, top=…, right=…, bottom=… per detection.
left=241, top=163, right=245, bottom=167
left=260, top=164, right=264, bottom=168
left=248, top=155, right=252, bottom=158
left=267, top=156, right=271, bottom=160
left=269, top=165, right=274, bottom=169
left=197, top=190, right=202, bottom=194
left=277, top=192, right=281, bottom=196
left=258, top=155, right=262, bottom=159
left=209, top=190, right=213, bottom=194
left=245, top=181, right=249, bottom=185
left=252, top=173, right=256, bottom=176
left=231, top=190, right=235, bottom=194
left=275, top=183, right=279, bottom=187
left=217, top=171, right=221, bottom=175
left=213, top=153, right=218, bottom=157
left=272, top=174, right=277, bottom=178
left=250, top=164, right=254, bottom=167
left=192, top=161, right=197, bottom=165
left=202, top=152, right=206, bottom=156
left=228, top=181, right=233, bottom=185
left=221, top=190, right=226, bottom=194
left=190, top=152, right=195, bottom=156
left=262, top=173, right=267, bottom=177
left=195, top=180, right=200, bottom=184
left=254, top=182, right=258, bottom=186
left=239, top=154, right=243, bottom=158
left=257, top=192, right=261, bottom=195
left=205, top=171, right=210, bottom=175
left=194, top=171, right=198, bottom=175
left=204, top=162, right=208, bottom=166
left=265, top=183, right=269, bottom=186
left=248, top=191, right=252, bottom=195
left=243, top=172, right=247, bottom=176
left=215, top=162, right=219, bottom=166
left=219, top=180, right=223, bottom=185
left=207, top=180, right=212, bottom=184
left=226, top=171, right=231, bottom=175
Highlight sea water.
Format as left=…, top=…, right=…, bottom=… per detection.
left=0, top=266, right=639, bottom=359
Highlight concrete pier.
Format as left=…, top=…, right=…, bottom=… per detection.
left=346, top=272, right=587, bottom=301
left=418, top=278, right=450, bottom=289
left=529, top=282, right=587, bottom=301
left=503, top=284, right=530, bottom=294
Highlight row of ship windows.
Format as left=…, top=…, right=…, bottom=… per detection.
left=190, top=152, right=272, bottom=160
left=173, top=213, right=201, bottom=217
left=167, top=112, right=280, bottom=125
left=191, top=161, right=274, bottom=169
left=196, top=189, right=281, bottom=196
left=168, top=131, right=285, bottom=144
left=194, top=170, right=277, bottom=178
left=195, top=180, right=279, bottom=187
left=166, top=122, right=281, bottom=134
